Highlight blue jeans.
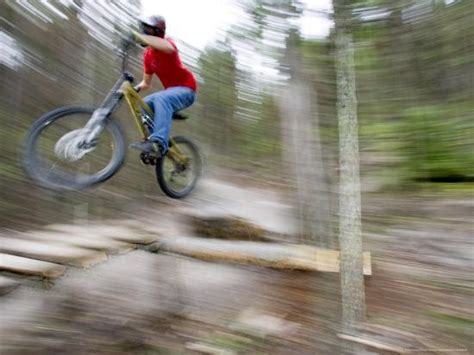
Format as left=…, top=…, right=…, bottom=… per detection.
left=144, top=86, right=195, bottom=150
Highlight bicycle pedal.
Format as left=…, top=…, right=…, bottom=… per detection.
left=139, top=152, right=157, bottom=166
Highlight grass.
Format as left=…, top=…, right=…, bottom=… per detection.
left=208, top=332, right=256, bottom=352
left=426, top=310, right=474, bottom=337
left=412, top=277, right=474, bottom=296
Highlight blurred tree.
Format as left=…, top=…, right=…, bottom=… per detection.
left=279, top=28, right=335, bottom=247
left=351, top=0, right=474, bottom=184
left=0, top=0, right=148, bottom=228
left=1, top=0, right=473, bottom=232
left=334, top=0, right=366, bottom=337
left=197, top=41, right=239, bottom=156
left=240, top=0, right=337, bottom=246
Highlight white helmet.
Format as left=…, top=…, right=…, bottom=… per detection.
left=138, top=15, right=166, bottom=38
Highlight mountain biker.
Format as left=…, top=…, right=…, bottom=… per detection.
left=130, top=15, right=197, bottom=157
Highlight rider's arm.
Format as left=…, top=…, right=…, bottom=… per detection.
left=137, top=73, right=152, bottom=92
left=133, top=31, right=176, bottom=54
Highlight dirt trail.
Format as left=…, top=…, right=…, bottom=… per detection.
left=0, top=179, right=323, bottom=353
left=0, top=178, right=472, bottom=353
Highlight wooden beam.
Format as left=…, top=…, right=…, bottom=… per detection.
left=152, top=236, right=371, bottom=275
left=0, top=238, right=107, bottom=268
left=21, top=232, right=136, bottom=255
left=0, top=253, right=66, bottom=278
left=46, top=224, right=159, bottom=245
left=338, top=334, right=407, bottom=353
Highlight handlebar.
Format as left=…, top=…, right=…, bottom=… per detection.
left=118, top=31, right=149, bottom=73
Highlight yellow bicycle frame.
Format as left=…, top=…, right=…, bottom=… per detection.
left=118, top=81, right=188, bottom=164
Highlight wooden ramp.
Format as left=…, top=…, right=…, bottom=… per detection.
left=0, top=237, right=108, bottom=268
left=151, top=235, right=372, bottom=275
left=0, top=221, right=371, bottom=297
left=0, top=223, right=160, bottom=296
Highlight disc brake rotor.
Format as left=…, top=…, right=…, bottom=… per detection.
left=54, top=129, right=96, bottom=162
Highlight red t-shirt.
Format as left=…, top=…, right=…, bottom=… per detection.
left=143, top=38, right=197, bottom=91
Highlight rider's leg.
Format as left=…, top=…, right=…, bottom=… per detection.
left=144, top=86, right=195, bottom=151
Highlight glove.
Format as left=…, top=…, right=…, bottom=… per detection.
left=131, top=30, right=149, bottom=48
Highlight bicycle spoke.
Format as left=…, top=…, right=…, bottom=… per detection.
left=25, top=107, right=124, bottom=190
left=157, top=137, right=201, bottom=198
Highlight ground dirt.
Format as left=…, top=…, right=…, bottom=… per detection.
left=0, top=177, right=472, bottom=354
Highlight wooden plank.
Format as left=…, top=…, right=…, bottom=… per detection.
left=22, top=232, right=136, bottom=255
left=338, top=333, right=407, bottom=353
left=0, top=253, right=66, bottom=278
left=99, top=231, right=159, bottom=245
left=153, top=236, right=371, bottom=274
left=339, top=324, right=456, bottom=354
left=0, top=276, right=19, bottom=296
left=186, top=342, right=235, bottom=355
left=0, top=238, right=107, bottom=268
left=292, top=245, right=372, bottom=275
left=46, top=224, right=158, bottom=245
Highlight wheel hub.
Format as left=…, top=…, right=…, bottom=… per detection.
left=54, top=129, right=96, bottom=162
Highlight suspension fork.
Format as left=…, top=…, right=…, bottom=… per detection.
left=83, top=75, right=127, bottom=144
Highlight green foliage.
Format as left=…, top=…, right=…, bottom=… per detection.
left=1, top=0, right=473, bottom=232
left=426, top=310, right=474, bottom=337
left=399, top=105, right=474, bottom=181
left=348, top=0, right=474, bottom=185
left=0, top=0, right=149, bottom=228
left=296, top=1, right=471, bottom=191
left=196, top=43, right=238, bottom=155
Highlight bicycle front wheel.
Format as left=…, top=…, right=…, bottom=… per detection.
left=156, top=136, right=202, bottom=199
left=23, top=106, right=126, bottom=191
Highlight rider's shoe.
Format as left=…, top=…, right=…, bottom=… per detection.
left=129, top=141, right=154, bottom=153
left=129, top=140, right=167, bottom=158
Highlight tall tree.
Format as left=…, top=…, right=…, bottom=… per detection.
left=197, top=42, right=238, bottom=156
left=334, top=0, right=366, bottom=333
left=241, top=0, right=336, bottom=246
left=279, top=29, right=334, bottom=247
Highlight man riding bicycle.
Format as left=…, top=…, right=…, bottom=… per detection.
left=131, top=15, right=197, bottom=157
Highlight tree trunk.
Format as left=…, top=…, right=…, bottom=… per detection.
left=278, top=31, right=334, bottom=248
left=334, top=0, right=366, bottom=333
left=279, top=81, right=333, bottom=247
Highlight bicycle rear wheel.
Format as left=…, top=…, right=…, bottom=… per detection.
left=156, top=135, right=202, bottom=199
left=23, top=106, right=126, bottom=191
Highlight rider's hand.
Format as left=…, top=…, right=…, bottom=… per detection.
left=133, top=85, right=141, bottom=93
left=131, top=30, right=149, bottom=48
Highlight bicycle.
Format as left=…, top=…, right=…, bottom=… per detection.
left=23, top=38, right=202, bottom=199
